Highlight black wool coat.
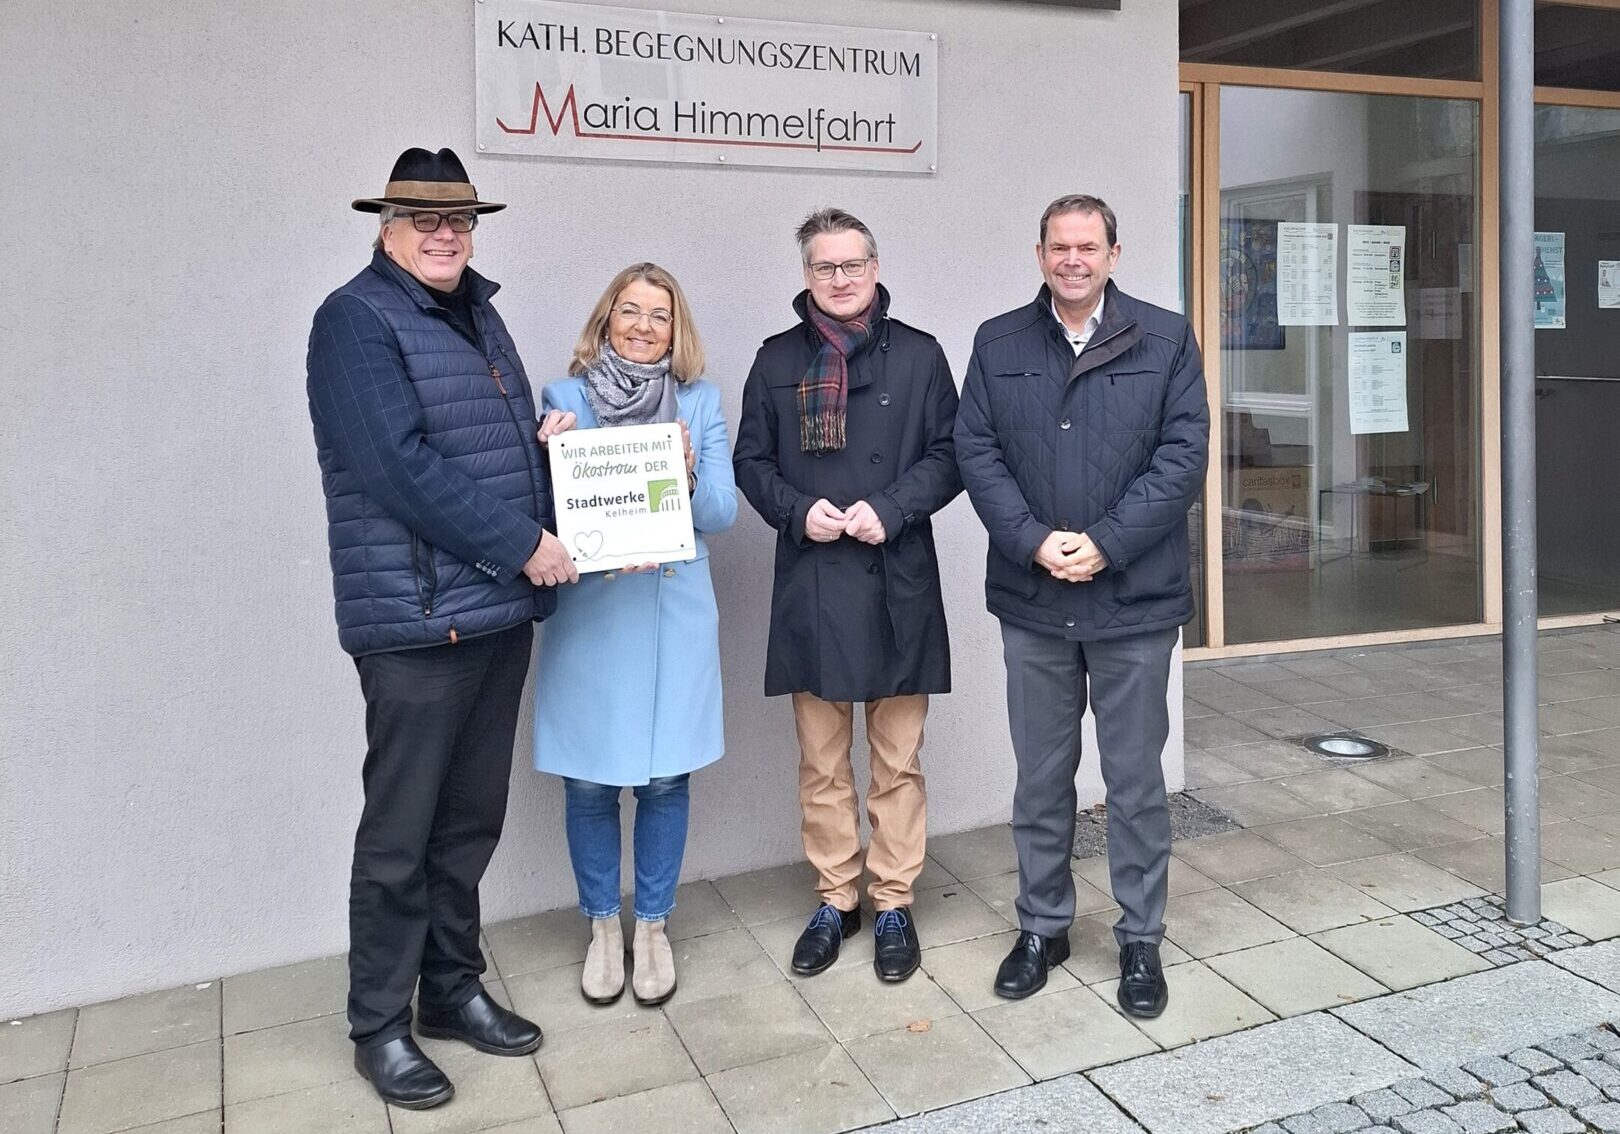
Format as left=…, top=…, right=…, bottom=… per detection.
left=733, top=286, right=962, bottom=700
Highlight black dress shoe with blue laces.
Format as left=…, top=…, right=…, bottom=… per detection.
left=993, top=930, right=1071, bottom=1000
left=1117, top=941, right=1169, bottom=1018
left=417, top=989, right=543, bottom=1056
left=791, top=903, right=861, bottom=975
left=873, top=906, right=921, bottom=982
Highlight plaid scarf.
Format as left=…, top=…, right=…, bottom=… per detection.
left=798, top=293, right=878, bottom=453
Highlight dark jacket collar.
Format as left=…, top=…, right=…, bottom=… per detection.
left=368, top=249, right=500, bottom=313
left=1032, top=279, right=1142, bottom=380
left=1033, top=279, right=1131, bottom=342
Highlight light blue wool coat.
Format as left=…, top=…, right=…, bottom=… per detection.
left=533, top=377, right=737, bottom=786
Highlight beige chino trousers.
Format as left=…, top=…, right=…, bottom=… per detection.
left=792, top=692, right=929, bottom=911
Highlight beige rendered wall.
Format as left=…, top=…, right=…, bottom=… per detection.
left=0, top=0, right=1184, bottom=1017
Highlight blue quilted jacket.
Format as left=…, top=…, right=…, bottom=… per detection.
left=306, top=252, right=556, bottom=656
left=955, top=282, right=1209, bottom=640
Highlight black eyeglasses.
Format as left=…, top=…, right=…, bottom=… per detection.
left=807, top=258, right=872, bottom=281
left=393, top=211, right=478, bottom=234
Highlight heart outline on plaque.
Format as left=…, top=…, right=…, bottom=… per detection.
left=573, top=531, right=605, bottom=560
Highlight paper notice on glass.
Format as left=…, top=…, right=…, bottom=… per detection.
left=1348, top=332, right=1409, bottom=435
left=1534, top=231, right=1567, bottom=329
left=1416, top=288, right=1462, bottom=340
left=549, top=422, right=696, bottom=574
left=1347, top=224, right=1407, bottom=326
left=1277, top=222, right=1338, bottom=325
left=1598, top=261, right=1620, bottom=309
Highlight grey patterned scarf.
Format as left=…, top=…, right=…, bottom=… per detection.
left=582, top=340, right=678, bottom=428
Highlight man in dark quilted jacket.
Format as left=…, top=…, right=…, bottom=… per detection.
left=955, top=195, right=1209, bottom=1018
left=306, top=148, right=575, bottom=1110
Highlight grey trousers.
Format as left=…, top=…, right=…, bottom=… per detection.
left=1001, top=621, right=1178, bottom=944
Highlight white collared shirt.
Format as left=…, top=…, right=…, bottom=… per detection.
left=1052, top=289, right=1105, bottom=356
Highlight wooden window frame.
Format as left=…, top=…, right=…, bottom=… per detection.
left=1180, top=0, right=1620, bottom=660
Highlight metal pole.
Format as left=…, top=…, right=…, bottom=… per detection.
left=1500, top=0, right=1541, bottom=925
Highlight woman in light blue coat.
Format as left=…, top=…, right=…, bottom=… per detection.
left=534, top=262, right=737, bottom=1008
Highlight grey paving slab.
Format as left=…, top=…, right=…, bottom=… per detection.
left=712, top=859, right=822, bottom=926
left=706, top=1044, right=893, bottom=1134
left=69, top=982, right=220, bottom=1068
left=1231, top=868, right=1396, bottom=935
left=1332, top=960, right=1620, bottom=1069
left=1092, top=961, right=1274, bottom=1048
left=1087, top=1013, right=1416, bottom=1134
left=223, top=1076, right=389, bottom=1134
left=794, top=962, right=962, bottom=1042
left=873, top=1072, right=1143, bottom=1133
left=0, top=1007, right=76, bottom=1083
left=845, top=1013, right=1028, bottom=1118
left=1173, top=831, right=1312, bottom=886
left=222, top=952, right=347, bottom=1035
left=1311, top=916, right=1491, bottom=991
left=484, top=908, right=590, bottom=978
left=1206, top=938, right=1388, bottom=1017
left=1163, top=888, right=1297, bottom=959
left=58, top=1041, right=221, bottom=1134
left=972, top=985, right=1158, bottom=1079
left=1, top=1072, right=64, bottom=1134
left=665, top=879, right=746, bottom=942
left=1326, top=854, right=1487, bottom=914
left=924, top=825, right=1019, bottom=883
left=558, top=1080, right=725, bottom=1134
left=534, top=1013, right=698, bottom=1112
left=664, top=980, right=831, bottom=1075
left=223, top=1010, right=351, bottom=1104
left=1550, top=939, right=1620, bottom=993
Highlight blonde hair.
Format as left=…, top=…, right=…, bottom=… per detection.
left=569, top=262, right=705, bottom=382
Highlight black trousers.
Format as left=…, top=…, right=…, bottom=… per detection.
left=347, top=622, right=534, bottom=1046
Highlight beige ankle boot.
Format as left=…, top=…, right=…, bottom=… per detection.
left=581, top=916, right=625, bottom=1004
left=632, top=918, right=677, bottom=1005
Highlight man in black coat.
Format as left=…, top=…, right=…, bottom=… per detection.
left=955, top=195, right=1209, bottom=1015
left=735, top=208, right=961, bottom=983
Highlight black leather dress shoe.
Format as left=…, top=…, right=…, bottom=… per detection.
left=417, top=989, right=543, bottom=1056
left=791, top=904, right=861, bottom=976
left=353, top=1036, right=454, bottom=1109
left=994, top=930, right=1071, bottom=1000
left=873, top=907, right=921, bottom=982
left=1117, top=941, right=1169, bottom=1018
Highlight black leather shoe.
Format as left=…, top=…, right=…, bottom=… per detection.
left=994, top=930, right=1071, bottom=1000
left=1117, top=941, right=1169, bottom=1018
left=417, top=989, right=543, bottom=1056
left=353, top=1036, right=454, bottom=1109
left=873, top=907, right=921, bottom=982
left=791, top=904, right=861, bottom=976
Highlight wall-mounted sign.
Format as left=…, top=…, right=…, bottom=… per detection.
left=476, top=0, right=938, bottom=173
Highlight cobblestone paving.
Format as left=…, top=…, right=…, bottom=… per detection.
left=1245, top=1024, right=1620, bottom=1134
left=1410, top=896, right=1591, bottom=966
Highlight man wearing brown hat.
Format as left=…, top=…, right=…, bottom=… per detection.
left=307, top=147, right=575, bottom=1109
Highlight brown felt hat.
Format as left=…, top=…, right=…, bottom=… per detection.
left=352, top=147, right=506, bottom=214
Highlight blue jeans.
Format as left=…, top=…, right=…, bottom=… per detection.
left=562, top=775, right=690, bottom=921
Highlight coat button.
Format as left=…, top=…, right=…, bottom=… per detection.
left=663, top=568, right=675, bottom=577
left=1059, top=518, right=1070, bottom=528
left=878, top=393, right=891, bottom=406
left=870, top=451, right=883, bottom=464
left=1065, top=618, right=1076, bottom=628
left=867, top=563, right=881, bottom=576
left=1061, top=418, right=1073, bottom=430
left=604, top=572, right=616, bottom=581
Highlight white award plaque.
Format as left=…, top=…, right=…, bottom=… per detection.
left=549, top=422, right=696, bottom=573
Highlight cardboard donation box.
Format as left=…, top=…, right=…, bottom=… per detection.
left=1224, top=466, right=1311, bottom=572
